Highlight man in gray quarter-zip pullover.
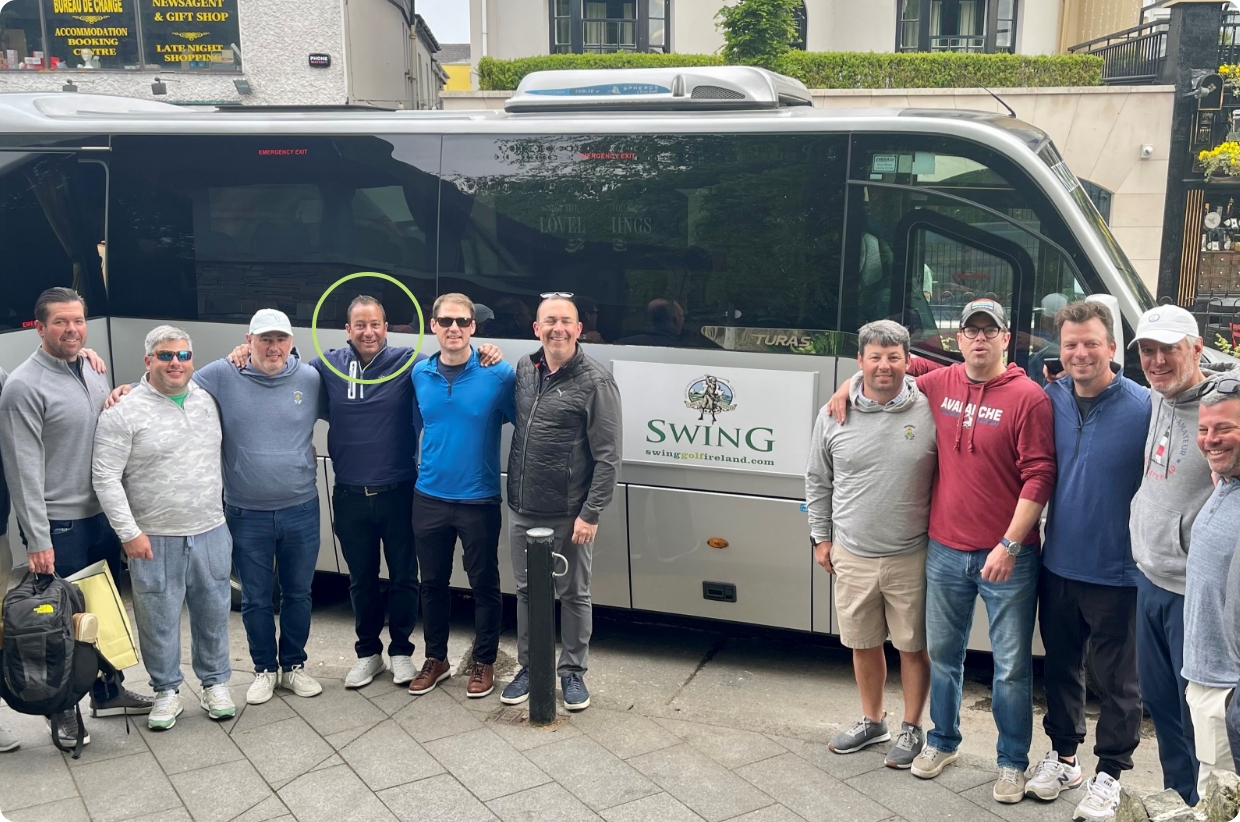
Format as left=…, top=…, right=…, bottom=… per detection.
left=0, top=288, right=153, bottom=744
left=93, top=325, right=234, bottom=732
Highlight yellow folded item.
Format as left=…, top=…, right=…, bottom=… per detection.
left=65, top=561, right=138, bottom=670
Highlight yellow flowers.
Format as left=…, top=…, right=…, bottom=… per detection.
left=1199, top=141, right=1240, bottom=179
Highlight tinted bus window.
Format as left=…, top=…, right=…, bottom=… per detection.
left=0, top=152, right=107, bottom=332
left=108, top=135, right=442, bottom=329
left=438, top=134, right=848, bottom=354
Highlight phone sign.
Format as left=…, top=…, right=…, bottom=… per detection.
left=309, top=53, right=332, bottom=69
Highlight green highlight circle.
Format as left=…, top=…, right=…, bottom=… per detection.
left=311, top=272, right=424, bottom=386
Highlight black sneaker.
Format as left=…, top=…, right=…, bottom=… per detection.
left=91, top=687, right=155, bottom=717
left=47, top=710, right=90, bottom=747
left=560, top=673, right=590, bottom=711
left=500, top=668, right=530, bottom=705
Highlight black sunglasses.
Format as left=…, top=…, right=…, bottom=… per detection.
left=154, top=350, right=192, bottom=362
left=434, top=316, right=474, bottom=328
left=1211, top=377, right=1240, bottom=397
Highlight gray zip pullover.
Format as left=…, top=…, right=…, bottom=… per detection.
left=805, top=373, right=938, bottom=557
left=92, top=377, right=225, bottom=542
left=1131, top=365, right=1238, bottom=595
left=0, top=348, right=109, bottom=553
left=1183, top=477, right=1240, bottom=687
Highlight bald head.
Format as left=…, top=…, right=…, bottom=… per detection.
left=537, top=296, right=579, bottom=324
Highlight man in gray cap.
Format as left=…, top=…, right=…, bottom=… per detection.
left=1129, top=305, right=1237, bottom=803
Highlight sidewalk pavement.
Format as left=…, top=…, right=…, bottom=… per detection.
left=0, top=588, right=1160, bottom=822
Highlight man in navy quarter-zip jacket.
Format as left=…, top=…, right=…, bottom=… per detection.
left=1026, top=300, right=1149, bottom=821
left=405, top=293, right=515, bottom=700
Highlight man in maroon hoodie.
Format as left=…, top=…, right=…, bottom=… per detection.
left=829, top=299, right=1056, bottom=803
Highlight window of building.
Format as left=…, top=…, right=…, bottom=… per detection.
left=548, top=0, right=670, bottom=54
left=2, top=0, right=240, bottom=71
left=895, top=0, right=1018, bottom=54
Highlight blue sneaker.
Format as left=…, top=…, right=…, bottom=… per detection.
left=561, top=673, right=590, bottom=711
left=500, top=668, right=530, bottom=705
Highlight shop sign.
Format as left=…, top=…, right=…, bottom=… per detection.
left=140, top=0, right=240, bottom=68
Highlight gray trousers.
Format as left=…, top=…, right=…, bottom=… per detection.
left=510, top=511, right=593, bottom=677
left=0, top=532, right=11, bottom=593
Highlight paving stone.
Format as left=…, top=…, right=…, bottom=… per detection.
left=738, top=752, right=892, bottom=822
left=232, top=715, right=336, bottom=787
left=170, top=759, right=273, bottom=822
left=232, top=795, right=292, bottom=822
left=653, top=718, right=786, bottom=770
left=526, top=735, right=660, bottom=811
left=487, top=710, right=584, bottom=751
left=229, top=692, right=296, bottom=736
left=325, top=722, right=376, bottom=749
left=768, top=734, right=890, bottom=779
left=959, top=783, right=1079, bottom=822
left=3, top=797, right=89, bottom=822
left=0, top=704, right=54, bottom=750
left=284, top=679, right=387, bottom=737
left=599, top=792, right=706, bottom=822
left=849, top=767, right=1006, bottom=822
left=728, top=806, right=810, bottom=822
left=368, top=687, right=415, bottom=717
left=935, top=764, right=1003, bottom=794
left=64, top=714, right=150, bottom=767
left=115, top=809, right=193, bottom=822
left=0, top=741, right=79, bottom=810
left=279, top=763, right=399, bottom=822
left=628, top=743, right=774, bottom=822
left=570, top=708, right=681, bottom=760
left=486, top=782, right=602, bottom=822
left=424, top=727, right=551, bottom=802
left=392, top=687, right=484, bottom=743
left=339, top=720, right=444, bottom=791
left=138, top=709, right=244, bottom=775
left=73, top=751, right=182, bottom=822
left=378, top=773, right=499, bottom=822
left=312, top=753, right=344, bottom=771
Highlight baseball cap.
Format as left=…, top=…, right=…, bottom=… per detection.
left=1130, top=305, right=1199, bottom=347
left=960, top=299, right=1009, bottom=331
left=249, top=308, right=293, bottom=336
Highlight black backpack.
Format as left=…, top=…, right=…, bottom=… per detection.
left=0, top=574, right=102, bottom=758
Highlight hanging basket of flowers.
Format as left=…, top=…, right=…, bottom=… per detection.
left=1219, top=64, right=1240, bottom=95
left=1199, top=141, right=1240, bottom=179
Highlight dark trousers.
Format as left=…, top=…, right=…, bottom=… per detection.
left=226, top=500, right=320, bottom=672
left=332, top=483, right=418, bottom=658
left=413, top=494, right=503, bottom=666
left=1226, top=689, right=1240, bottom=772
left=1136, top=574, right=1199, bottom=804
left=1038, top=570, right=1142, bottom=779
left=22, top=512, right=123, bottom=702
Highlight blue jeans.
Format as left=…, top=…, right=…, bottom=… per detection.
left=226, top=500, right=319, bottom=673
left=128, top=524, right=232, bottom=693
left=925, top=539, right=1039, bottom=770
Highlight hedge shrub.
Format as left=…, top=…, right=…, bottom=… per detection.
left=476, top=51, right=1102, bottom=91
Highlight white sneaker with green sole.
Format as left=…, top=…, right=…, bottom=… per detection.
left=200, top=684, right=236, bottom=720
left=148, top=690, right=183, bottom=731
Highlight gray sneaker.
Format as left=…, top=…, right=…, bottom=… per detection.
left=993, top=766, right=1027, bottom=804
left=829, top=715, right=890, bottom=754
left=911, top=744, right=959, bottom=779
left=885, top=722, right=924, bottom=769
left=0, top=723, right=18, bottom=753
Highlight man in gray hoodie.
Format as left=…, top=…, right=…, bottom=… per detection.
left=1129, top=305, right=1237, bottom=803
left=806, top=320, right=937, bottom=769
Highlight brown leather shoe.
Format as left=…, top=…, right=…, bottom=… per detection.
left=408, top=658, right=451, bottom=695
left=466, top=663, right=495, bottom=698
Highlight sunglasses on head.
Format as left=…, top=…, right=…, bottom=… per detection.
left=434, top=316, right=474, bottom=328
left=540, top=291, right=574, bottom=299
left=154, top=350, right=192, bottom=362
left=1211, top=377, right=1240, bottom=398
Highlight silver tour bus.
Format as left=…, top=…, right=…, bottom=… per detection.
left=0, top=67, right=1164, bottom=650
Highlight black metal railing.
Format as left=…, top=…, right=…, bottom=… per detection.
left=928, top=34, right=986, bottom=53
left=1068, top=20, right=1168, bottom=84
left=1221, top=18, right=1240, bottom=65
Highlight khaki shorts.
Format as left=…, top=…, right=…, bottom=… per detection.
left=832, top=544, right=926, bottom=652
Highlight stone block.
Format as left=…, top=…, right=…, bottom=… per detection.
left=1115, top=788, right=1152, bottom=822
left=1142, top=789, right=1189, bottom=819
left=1200, top=770, right=1240, bottom=822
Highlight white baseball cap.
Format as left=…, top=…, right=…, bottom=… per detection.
left=249, top=308, right=293, bottom=336
left=1129, top=305, right=1199, bottom=347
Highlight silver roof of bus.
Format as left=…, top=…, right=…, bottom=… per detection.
left=505, top=66, right=814, bottom=111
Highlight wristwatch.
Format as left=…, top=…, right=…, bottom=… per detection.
left=1000, top=538, right=1022, bottom=557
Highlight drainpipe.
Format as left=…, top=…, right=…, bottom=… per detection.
left=481, top=0, right=488, bottom=58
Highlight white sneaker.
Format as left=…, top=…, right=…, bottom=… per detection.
left=344, top=655, right=386, bottom=689
left=1073, top=773, right=1122, bottom=821
left=148, top=690, right=183, bottom=731
left=280, top=665, right=323, bottom=698
left=390, top=655, right=417, bottom=686
left=1025, top=750, right=1082, bottom=800
left=247, top=672, right=278, bottom=705
left=200, top=684, right=236, bottom=720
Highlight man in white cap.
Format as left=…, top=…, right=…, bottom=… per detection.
left=107, top=309, right=325, bottom=705
left=1129, top=304, right=1237, bottom=804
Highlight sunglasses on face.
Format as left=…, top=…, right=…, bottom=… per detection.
left=434, top=316, right=474, bottom=328
left=154, top=350, right=192, bottom=362
left=960, top=326, right=1002, bottom=340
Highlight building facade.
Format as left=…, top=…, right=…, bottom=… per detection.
left=439, top=44, right=473, bottom=91
left=0, top=0, right=443, bottom=108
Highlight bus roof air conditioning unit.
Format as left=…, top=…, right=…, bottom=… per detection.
left=504, top=66, right=812, bottom=112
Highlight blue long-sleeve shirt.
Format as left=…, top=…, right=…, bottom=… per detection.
left=412, top=348, right=516, bottom=502
left=1042, top=371, right=1150, bottom=587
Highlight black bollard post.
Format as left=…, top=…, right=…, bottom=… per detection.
left=526, top=527, right=557, bottom=726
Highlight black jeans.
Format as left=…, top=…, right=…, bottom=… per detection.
left=332, top=482, right=418, bottom=658
left=1038, top=569, right=1142, bottom=779
left=413, top=493, right=503, bottom=666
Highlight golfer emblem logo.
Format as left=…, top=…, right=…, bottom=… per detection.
left=904, top=425, right=916, bottom=441
left=685, top=375, right=736, bottom=423
left=292, top=391, right=304, bottom=405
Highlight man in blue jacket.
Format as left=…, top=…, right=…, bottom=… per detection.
left=406, top=293, right=515, bottom=699
left=1025, top=300, right=1149, bottom=821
